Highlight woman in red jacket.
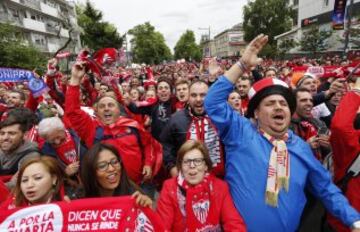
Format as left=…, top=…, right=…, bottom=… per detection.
left=156, top=140, right=247, bottom=231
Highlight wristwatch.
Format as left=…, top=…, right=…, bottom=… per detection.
left=352, top=220, right=360, bottom=229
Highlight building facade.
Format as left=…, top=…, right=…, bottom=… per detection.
left=275, top=0, right=360, bottom=54
left=200, top=23, right=247, bottom=58
left=0, top=0, right=82, bottom=54
left=213, top=23, right=246, bottom=58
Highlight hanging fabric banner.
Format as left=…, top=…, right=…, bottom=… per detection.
left=332, top=0, right=347, bottom=30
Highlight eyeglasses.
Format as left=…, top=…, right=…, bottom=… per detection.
left=182, top=158, right=205, bottom=167
left=96, top=158, right=121, bottom=172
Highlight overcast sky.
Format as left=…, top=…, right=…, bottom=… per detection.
left=77, top=0, right=247, bottom=51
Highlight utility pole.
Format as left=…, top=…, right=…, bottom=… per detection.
left=344, top=0, right=354, bottom=56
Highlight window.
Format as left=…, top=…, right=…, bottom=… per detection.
left=9, top=8, right=19, bottom=18
left=324, top=0, right=329, bottom=6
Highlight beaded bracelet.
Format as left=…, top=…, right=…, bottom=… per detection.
left=236, top=60, right=249, bottom=73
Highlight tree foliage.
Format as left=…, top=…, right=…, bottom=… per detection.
left=76, top=1, right=123, bottom=50
left=243, top=0, right=294, bottom=57
left=299, top=25, right=332, bottom=55
left=174, top=30, right=202, bottom=61
left=128, top=22, right=172, bottom=64
left=0, top=23, right=47, bottom=71
left=278, top=38, right=298, bottom=58
left=339, top=15, right=360, bottom=49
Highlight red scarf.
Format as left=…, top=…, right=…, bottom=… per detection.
left=177, top=174, right=221, bottom=232
left=241, top=97, right=249, bottom=116
left=55, top=130, right=78, bottom=165
left=186, top=111, right=224, bottom=177
left=295, top=120, right=322, bottom=161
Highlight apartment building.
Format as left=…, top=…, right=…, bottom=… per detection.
left=0, top=0, right=82, bottom=54
left=200, top=23, right=246, bottom=58
left=275, top=0, right=360, bottom=54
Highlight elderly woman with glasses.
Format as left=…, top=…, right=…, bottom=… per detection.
left=80, top=143, right=152, bottom=207
left=156, top=140, right=246, bottom=231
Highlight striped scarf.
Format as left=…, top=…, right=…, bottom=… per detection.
left=259, top=129, right=290, bottom=207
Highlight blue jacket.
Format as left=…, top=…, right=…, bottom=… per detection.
left=204, top=76, right=360, bottom=232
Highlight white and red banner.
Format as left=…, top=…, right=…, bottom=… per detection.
left=0, top=196, right=165, bottom=232
left=55, top=51, right=71, bottom=59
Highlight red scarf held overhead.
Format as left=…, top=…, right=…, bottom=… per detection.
left=177, top=174, right=221, bottom=231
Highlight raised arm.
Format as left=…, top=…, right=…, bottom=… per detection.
left=205, top=34, right=268, bottom=143
left=224, top=34, right=268, bottom=83
left=65, top=62, right=96, bottom=147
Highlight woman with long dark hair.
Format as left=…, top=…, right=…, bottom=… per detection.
left=80, top=143, right=152, bottom=207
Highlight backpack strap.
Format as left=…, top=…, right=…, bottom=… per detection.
left=93, top=126, right=145, bottom=161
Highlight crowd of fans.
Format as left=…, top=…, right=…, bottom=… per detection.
left=0, top=35, right=359, bottom=232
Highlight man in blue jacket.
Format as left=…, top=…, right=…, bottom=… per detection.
left=204, top=34, right=360, bottom=232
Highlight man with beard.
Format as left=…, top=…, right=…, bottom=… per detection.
left=128, top=78, right=175, bottom=141
left=160, top=80, right=224, bottom=178
left=0, top=114, right=40, bottom=186
left=205, top=34, right=360, bottom=232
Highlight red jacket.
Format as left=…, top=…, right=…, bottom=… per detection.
left=156, top=176, right=246, bottom=232
left=65, top=85, right=157, bottom=183
left=328, top=91, right=360, bottom=232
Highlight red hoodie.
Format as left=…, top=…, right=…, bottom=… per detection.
left=328, top=91, right=360, bottom=232
left=65, top=85, right=160, bottom=183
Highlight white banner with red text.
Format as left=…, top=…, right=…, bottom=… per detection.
left=0, top=196, right=165, bottom=232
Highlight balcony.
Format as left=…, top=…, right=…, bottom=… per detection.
left=40, top=2, right=59, bottom=18
left=59, top=28, right=69, bottom=38
left=23, top=18, right=46, bottom=33
left=47, top=43, right=60, bottom=53
left=32, top=42, right=48, bottom=52
left=45, top=23, right=59, bottom=34
left=0, top=14, right=23, bottom=27
left=19, top=0, right=41, bottom=11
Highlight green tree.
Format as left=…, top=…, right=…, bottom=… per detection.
left=338, top=15, right=360, bottom=49
left=299, top=25, right=332, bottom=56
left=278, top=38, right=298, bottom=58
left=128, top=22, right=172, bottom=64
left=76, top=1, right=123, bottom=50
left=0, top=23, right=47, bottom=71
left=243, top=0, right=294, bottom=57
left=174, top=30, right=202, bottom=61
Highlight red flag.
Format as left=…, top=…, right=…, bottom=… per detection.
left=93, top=48, right=118, bottom=66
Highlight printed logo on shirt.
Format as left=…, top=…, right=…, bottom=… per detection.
left=192, top=200, right=210, bottom=224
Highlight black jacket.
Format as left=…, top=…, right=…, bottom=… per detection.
left=159, top=109, right=191, bottom=171
left=128, top=100, right=174, bottom=141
